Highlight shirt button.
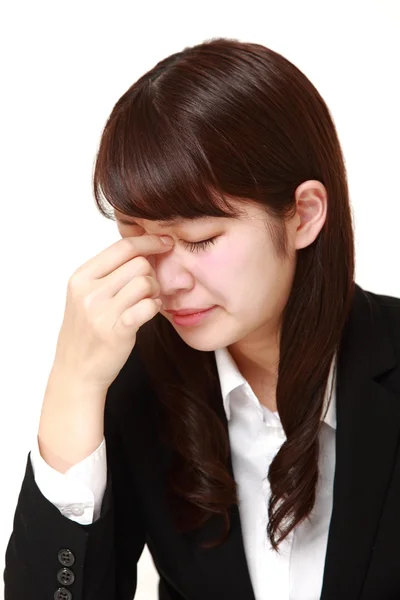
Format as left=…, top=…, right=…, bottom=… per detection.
left=58, top=549, right=75, bottom=567
left=60, top=504, right=85, bottom=517
left=70, top=504, right=85, bottom=516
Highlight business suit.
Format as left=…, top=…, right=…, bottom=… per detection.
left=4, top=282, right=400, bottom=600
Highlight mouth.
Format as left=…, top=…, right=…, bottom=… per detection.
left=165, top=307, right=213, bottom=316
left=165, top=306, right=217, bottom=326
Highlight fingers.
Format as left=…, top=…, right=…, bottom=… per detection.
left=74, top=235, right=174, bottom=281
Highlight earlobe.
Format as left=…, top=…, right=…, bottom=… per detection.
left=294, top=180, right=328, bottom=250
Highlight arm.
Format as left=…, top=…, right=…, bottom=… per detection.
left=3, top=384, right=146, bottom=599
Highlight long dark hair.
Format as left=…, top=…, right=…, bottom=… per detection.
left=93, top=37, right=355, bottom=552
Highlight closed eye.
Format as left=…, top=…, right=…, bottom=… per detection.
left=116, top=217, right=219, bottom=252
left=181, top=237, right=218, bottom=253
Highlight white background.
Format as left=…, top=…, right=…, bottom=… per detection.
left=1, top=1, right=399, bottom=598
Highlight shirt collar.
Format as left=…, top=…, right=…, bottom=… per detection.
left=214, top=347, right=337, bottom=430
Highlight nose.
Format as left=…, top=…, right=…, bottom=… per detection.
left=152, top=250, right=195, bottom=296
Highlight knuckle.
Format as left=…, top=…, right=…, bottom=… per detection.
left=68, top=273, right=84, bottom=297
left=133, top=256, right=151, bottom=273
left=142, top=297, right=157, bottom=313
left=120, top=310, right=133, bottom=328
left=82, top=290, right=96, bottom=312
left=137, top=275, right=153, bottom=295
left=153, top=279, right=161, bottom=294
left=68, top=271, right=81, bottom=289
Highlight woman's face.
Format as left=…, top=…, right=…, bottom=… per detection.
left=115, top=200, right=298, bottom=353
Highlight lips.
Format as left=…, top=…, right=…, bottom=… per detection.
left=165, top=307, right=213, bottom=316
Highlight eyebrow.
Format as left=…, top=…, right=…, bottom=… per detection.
left=116, top=216, right=213, bottom=227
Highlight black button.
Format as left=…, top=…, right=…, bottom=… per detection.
left=57, top=567, right=75, bottom=585
left=54, top=587, right=72, bottom=600
left=57, top=549, right=75, bottom=567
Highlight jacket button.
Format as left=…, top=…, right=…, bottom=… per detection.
left=57, top=549, right=75, bottom=567
left=57, top=567, right=75, bottom=585
left=54, top=588, right=72, bottom=600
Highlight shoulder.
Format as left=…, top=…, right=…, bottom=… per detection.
left=359, top=285, right=400, bottom=355
left=363, top=287, right=400, bottom=322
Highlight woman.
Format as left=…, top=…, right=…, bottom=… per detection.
left=4, top=37, right=400, bottom=600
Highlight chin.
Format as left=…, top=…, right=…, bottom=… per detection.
left=181, top=338, right=223, bottom=352
left=174, top=326, right=243, bottom=353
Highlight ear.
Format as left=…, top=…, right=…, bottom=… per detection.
left=293, top=180, right=328, bottom=250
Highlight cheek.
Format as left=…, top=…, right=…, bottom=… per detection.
left=198, top=242, right=281, bottom=303
left=194, top=248, right=244, bottom=292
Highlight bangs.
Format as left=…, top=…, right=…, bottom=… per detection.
left=94, top=89, right=246, bottom=223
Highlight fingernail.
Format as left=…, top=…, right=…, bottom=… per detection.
left=160, top=236, right=174, bottom=245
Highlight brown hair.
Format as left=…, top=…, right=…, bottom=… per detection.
left=93, top=37, right=355, bottom=552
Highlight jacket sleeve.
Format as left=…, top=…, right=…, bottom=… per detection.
left=3, top=388, right=147, bottom=600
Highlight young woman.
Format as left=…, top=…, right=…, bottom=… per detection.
left=4, top=37, right=400, bottom=600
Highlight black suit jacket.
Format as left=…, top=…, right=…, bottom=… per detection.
left=4, top=283, right=400, bottom=600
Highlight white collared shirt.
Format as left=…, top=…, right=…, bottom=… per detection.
left=214, top=348, right=337, bottom=600
left=30, top=349, right=337, bottom=600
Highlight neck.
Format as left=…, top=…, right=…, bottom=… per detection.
left=228, top=322, right=280, bottom=374
left=227, top=328, right=280, bottom=412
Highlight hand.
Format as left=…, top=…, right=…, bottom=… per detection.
left=52, top=234, right=174, bottom=390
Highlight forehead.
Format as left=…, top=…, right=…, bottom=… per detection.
left=113, top=201, right=267, bottom=229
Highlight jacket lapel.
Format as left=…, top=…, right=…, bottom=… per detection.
left=320, top=284, right=400, bottom=599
